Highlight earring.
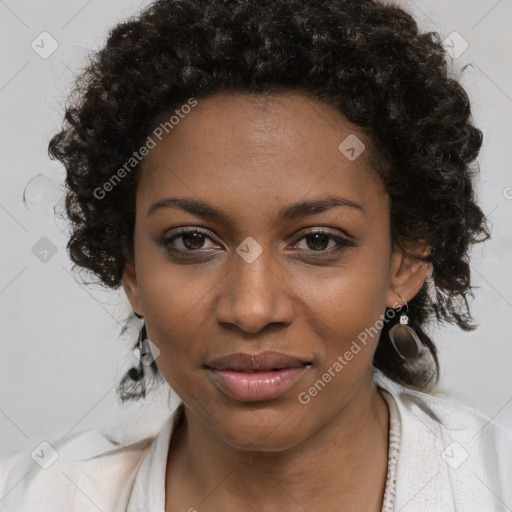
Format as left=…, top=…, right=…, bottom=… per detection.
left=137, top=322, right=153, bottom=366
left=125, top=322, right=147, bottom=383
left=118, top=322, right=148, bottom=400
left=138, top=322, right=147, bottom=353
left=389, top=295, right=422, bottom=360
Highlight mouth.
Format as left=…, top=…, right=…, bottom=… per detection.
left=205, top=351, right=312, bottom=402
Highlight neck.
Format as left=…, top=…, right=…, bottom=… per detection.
left=166, top=369, right=390, bottom=512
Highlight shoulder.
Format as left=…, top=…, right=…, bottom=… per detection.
left=0, top=404, right=176, bottom=512
left=375, top=368, right=512, bottom=443
left=374, top=368, right=512, bottom=511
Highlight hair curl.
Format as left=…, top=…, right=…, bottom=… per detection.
left=47, top=0, right=490, bottom=400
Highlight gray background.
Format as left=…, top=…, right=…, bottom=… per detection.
left=1, top=0, right=511, bottom=458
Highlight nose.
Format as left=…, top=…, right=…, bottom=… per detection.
left=214, top=245, right=295, bottom=333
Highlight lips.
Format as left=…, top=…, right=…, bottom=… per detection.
left=205, top=351, right=312, bottom=402
left=205, top=351, right=311, bottom=372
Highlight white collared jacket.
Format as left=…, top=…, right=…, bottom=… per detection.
left=1, top=368, right=511, bottom=511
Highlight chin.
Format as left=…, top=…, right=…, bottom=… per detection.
left=204, top=398, right=311, bottom=451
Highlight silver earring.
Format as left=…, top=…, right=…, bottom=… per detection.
left=389, top=296, right=422, bottom=360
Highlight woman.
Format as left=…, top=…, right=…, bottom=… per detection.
left=1, top=0, right=511, bottom=510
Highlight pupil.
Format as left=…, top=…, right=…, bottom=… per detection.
left=183, top=232, right=205, bottom=250
left=307, top=233, right=328, bottom=250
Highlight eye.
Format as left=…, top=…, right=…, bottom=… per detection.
left=162, top=228, right=220, bottom=252
left=161, top=227, right=355, bottom=258
left=290, top=230, right=355, bottom=254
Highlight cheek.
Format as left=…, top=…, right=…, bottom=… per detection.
left=333, top=266, right=389, bottom=340
left=292, top=255, right=391, bottom=422
left=292, top=252, right=392, bottom=400
left=141, top=285, right=208, bottom=356
left=136, top=233, right=220, bottom=326
left=302, top=245, right=391, bottom=337
left=145, top=309, right=208, bottom=399
left=134, top=258, right=221, bottom=392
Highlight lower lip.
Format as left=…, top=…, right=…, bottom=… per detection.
left=208, top=367, right=307, bottom=402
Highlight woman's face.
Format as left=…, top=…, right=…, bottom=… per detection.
left=123, top=91, right=427, bottom=450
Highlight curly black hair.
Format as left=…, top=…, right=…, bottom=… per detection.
left=47, top=0, right=490, bottom=401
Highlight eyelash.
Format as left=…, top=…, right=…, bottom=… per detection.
left=160, top=227, right=355, bottom=257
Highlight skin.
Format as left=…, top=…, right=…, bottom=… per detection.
left=122, top=91, right=431, bottom=512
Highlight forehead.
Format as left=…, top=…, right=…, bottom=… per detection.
left=137, top=91, right=388, bottom=222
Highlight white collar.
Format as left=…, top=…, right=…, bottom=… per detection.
left=126, top=404, right=183, bottom=512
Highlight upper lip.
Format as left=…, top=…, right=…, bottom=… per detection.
left=205, top=351, right=311, bottom=372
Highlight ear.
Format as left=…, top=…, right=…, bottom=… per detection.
left=385, top=239, right=432, bottom=309
left=122, top=260, right=143, bottom=316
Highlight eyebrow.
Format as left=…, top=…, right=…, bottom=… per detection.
left=147, top=195, right=366, bottom=222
